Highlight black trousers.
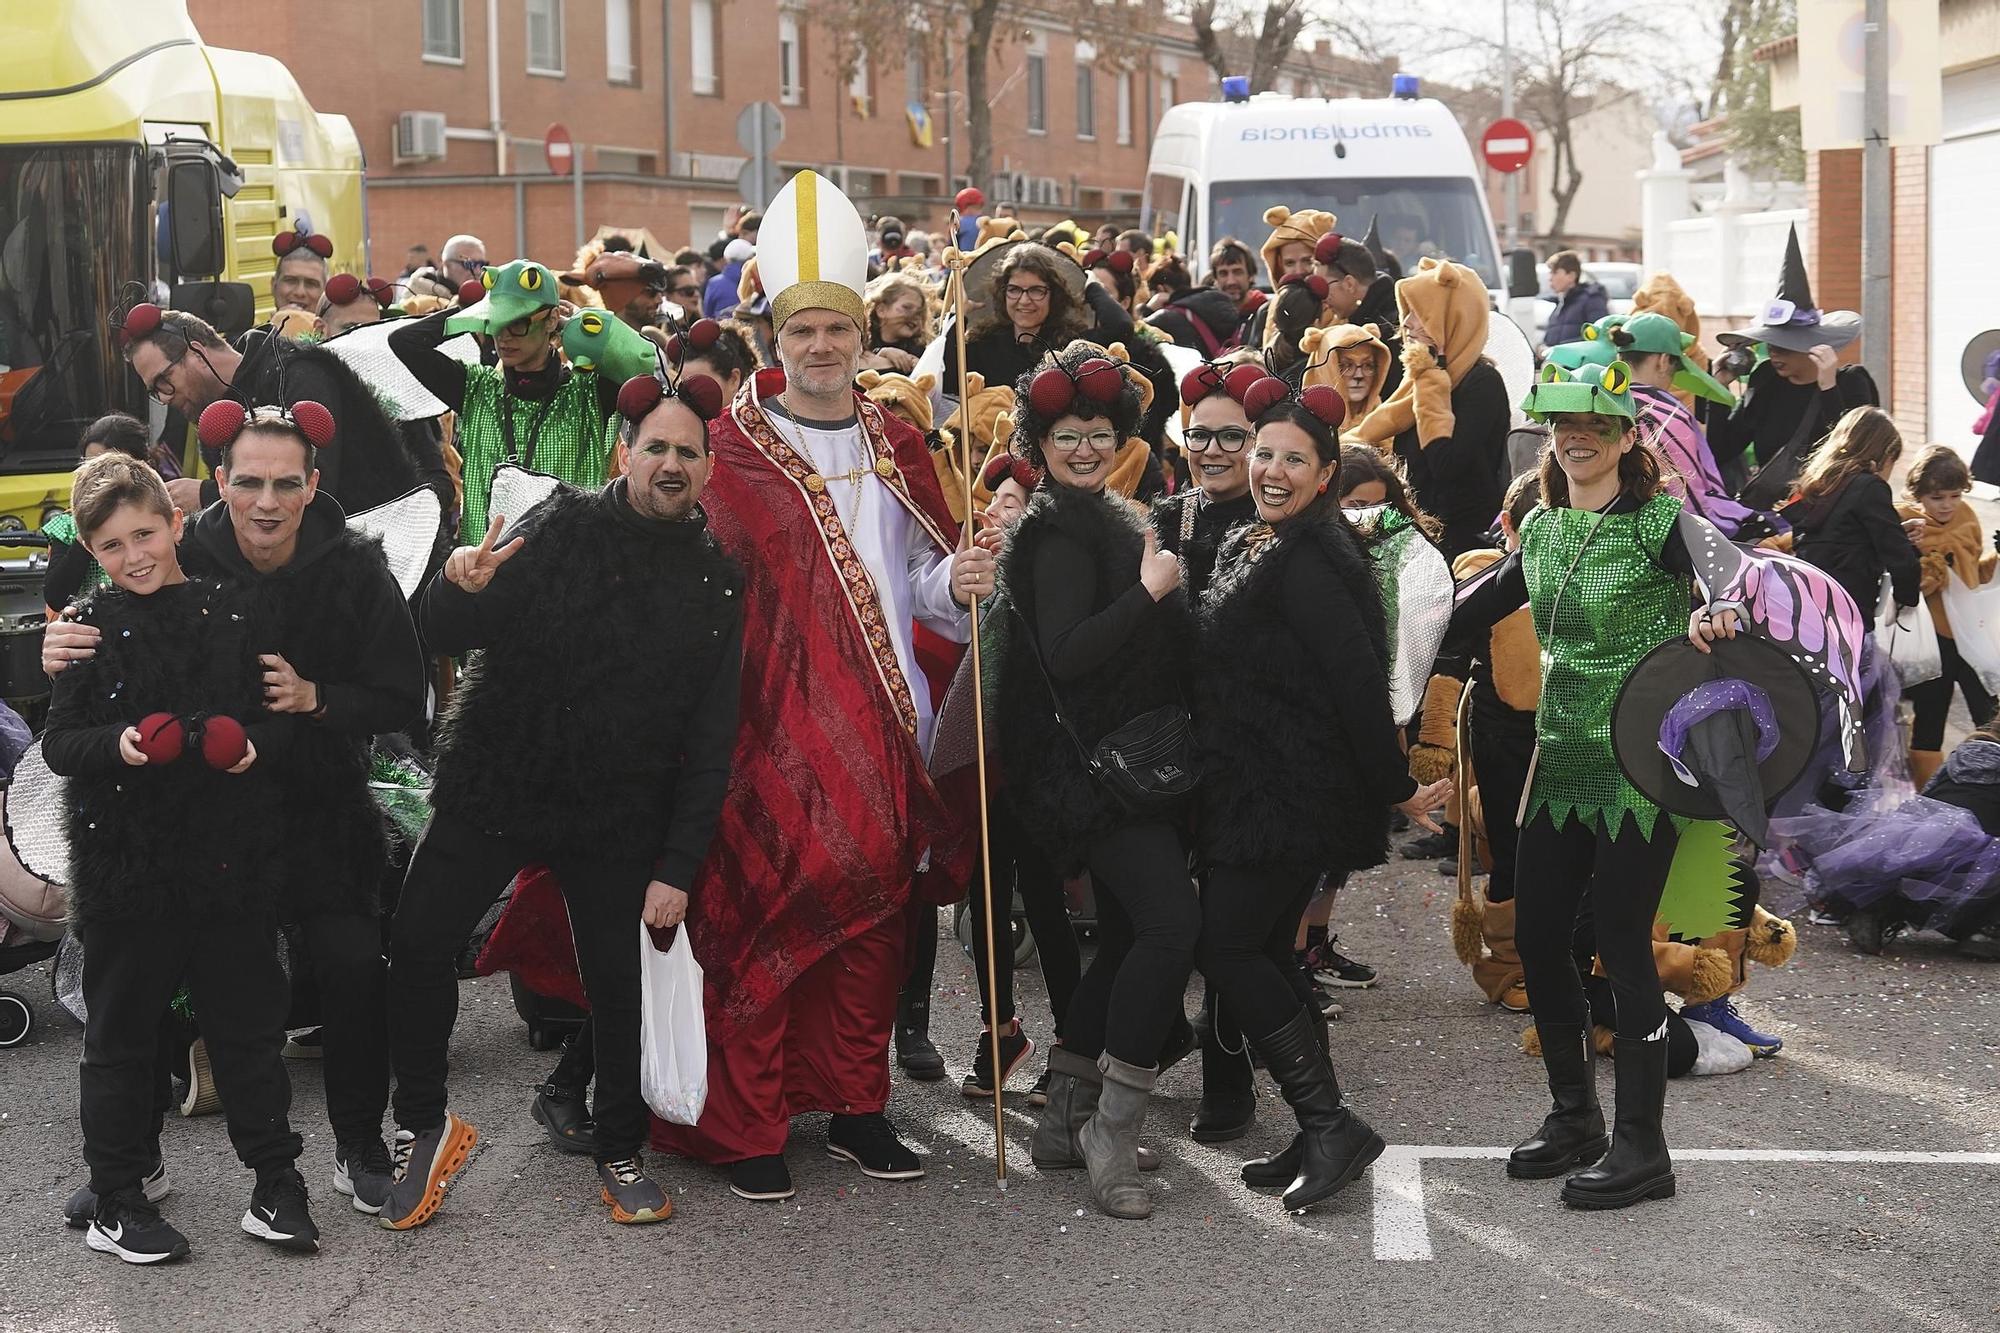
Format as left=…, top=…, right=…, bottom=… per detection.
left=1907, top=633, right=1998, bottom=752
left=1197, top=864, right=1320, bottom=1039
left=1469, top=694, right=1537, bottom=904
left=1514, top=810, right=1679, bottom=1039
left=81, top=910, right=299, bottom=1195
left=967, top=798, right=1082, bottom=1033
left=287, top=911, right=392, bottom=1147
left=1055, top=821, right=1199, bottom=1068
left=390, top=810, right=652, bottom=1162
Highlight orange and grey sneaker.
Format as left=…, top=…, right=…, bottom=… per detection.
left=597, top=1157, right=671, bottom=1224
left=379, top=1113, right=479, bottom=1231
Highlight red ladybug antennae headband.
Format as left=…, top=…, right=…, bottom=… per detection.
left=114, top=301, right=165, bottom=348
left=664, top=317, right=723, bottom=365
left=1178, top=360, right=1268, bottom=408
left=615, top=371, right=725, bottom=426
left=1279, top=272, right=1331, bottom=301
left=1312, top=232, right=1347, bottom=265
left=981, top=453, right=1042, bottom=493
left=1027, top=356, right=1126, bottom=419
left=324, top=274, right=394, bottom=309
left=197, top=399, right=337, bottom=451
left=1239, top=376, right=1346, bottom=430
left=272, top=227, right=333, bottom=260
left=1083, top=249, right=1135, bottom=276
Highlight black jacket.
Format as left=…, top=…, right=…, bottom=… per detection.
left=44, top=579, right=290, bottom=926
left=423, top=482, right=743, bottom=881
left=995, top=484, right=1195, bottom=865
left=1194, top=510, right=1414, bottom=872
left=1352, top=278, right=1405, bottom=398
left=1395, top=358, right=1512, bottom=560
left=1784, top=472, right=1919, bottom=626
left=221, top=330, right=445, bottom=516
left=1150, top=489, right=1257, bottom=603
left=180, top=495, right=426, bottom=917
left=1703, top=361, right=1878, bottom=472
left=1147, top=287, right=1246, bottom=355
left=1926, top=738, right=2000, bottom=836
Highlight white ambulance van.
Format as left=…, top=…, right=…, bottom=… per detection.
left=1141, top=91, right=1505, bottom=298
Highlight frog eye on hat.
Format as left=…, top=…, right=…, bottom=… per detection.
left=481, top=267, right=498, bottom=291
left=1601, top=361, right=1631, bottom=394
left=519, top=267, right=544, bottom=292
left=578, top=311, right=607, bottom=337
left=1540, top=361, right=1569, bottom=384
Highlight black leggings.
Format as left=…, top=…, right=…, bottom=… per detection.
left=967, top=798, right=1082, bottom=1033
left=1196, top=863, right=1320, bottom=1039
left=1470, top=697, right=1536, bottom=904
left=1514, top=810, right=1679, bottom=1040
left=1057, top=821, right=1199, bottom=1068
left=1908, top=633, right=1998, bottom=752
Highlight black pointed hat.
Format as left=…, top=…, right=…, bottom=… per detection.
left=1717, top=224, right=1862, bottom=353
left=1361, top=214, right=1388, bottom=269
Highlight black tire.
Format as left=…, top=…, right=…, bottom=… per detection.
left=0, top=991, right=32, bottom=1047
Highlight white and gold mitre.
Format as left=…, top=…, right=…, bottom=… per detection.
left=760, top=170, right=869, bottom=330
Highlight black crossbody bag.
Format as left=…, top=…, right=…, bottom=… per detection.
left=1010, top=602, right=1197, bottom=811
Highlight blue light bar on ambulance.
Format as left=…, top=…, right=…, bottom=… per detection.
left=1221, top=76, right=1251, bottom=103
left=1391, top=73, right=1420, bottom=100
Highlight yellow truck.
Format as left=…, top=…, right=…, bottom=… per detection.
left=0, top=0, right=364, bottom=537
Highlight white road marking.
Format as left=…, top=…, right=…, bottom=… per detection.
left=1372, top=1146, right=2000, bottom=1261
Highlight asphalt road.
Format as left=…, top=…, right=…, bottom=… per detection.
left=2, top=845, right=1996, bottom=1333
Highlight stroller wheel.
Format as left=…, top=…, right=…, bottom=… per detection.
left=0, top=991, right=32, bottom=1047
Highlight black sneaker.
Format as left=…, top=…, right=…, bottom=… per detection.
left=86, top=1187, right=189, bottom=1265
left=282, top=1027, right=324, bottom=1059
left=1310, top=939, right=1378, bottom=989
left=333, top=1137, right=395, bottom=1215
left=241, top=1166, right=320, bottom=1253
left=825, top=1112, right=925, bottom=1180
left=66, top=1156, right=168, bottom=1229
left=894, top=1018, right=946, bottom=1082
left=1961, top=927, right=2000, bottom=961
left=728, top=1154, right=796, bottom=1202
left=961, top=1023, right=1034, bottom=1099
left=1026, top=1069, right=1052, bottom=1108
left=1307, top=978, right=1344, bottom=1020
left=1844, top=906, right=1904, bottom=956
left=1403, top=827, right=1455, bottom=859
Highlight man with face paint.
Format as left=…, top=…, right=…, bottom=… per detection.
left=379, top=369, right=743, bottom=1230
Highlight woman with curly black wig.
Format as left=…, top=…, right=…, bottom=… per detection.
left=1193, top=379, right=1450, bottom=1212
left=994, top=341, right=1198, bottom=1221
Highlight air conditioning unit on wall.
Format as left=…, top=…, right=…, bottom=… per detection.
left=396, top=112, right=448, bottom=163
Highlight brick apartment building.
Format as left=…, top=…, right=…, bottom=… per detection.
left=184, top=0, right=1487, bottom=271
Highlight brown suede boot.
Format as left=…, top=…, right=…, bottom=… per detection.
left=1472, top=898, right=1529, bottom=1011
left=1909, top=748, right=1944, bottom=791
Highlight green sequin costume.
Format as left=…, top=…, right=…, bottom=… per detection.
left=1520, top=492, right=1688, bottom=838
left=42, top=511, right=108, bottom=594
left=455, top=368, right=615, bottom=542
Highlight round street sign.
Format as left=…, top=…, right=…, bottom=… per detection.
left=545, top=123, right=574, bottom=175
left=1481, top=118, right=1535, bottom=174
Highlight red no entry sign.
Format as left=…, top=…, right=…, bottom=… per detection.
left=1481, top=118, right=1535, bottom=174
left=545, top=123, right=574, bottom=175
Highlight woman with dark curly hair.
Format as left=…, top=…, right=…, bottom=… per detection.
left=944, top=243, right=1137, bottom=409
left=1193, top=379, right=1449, bottom=1212
left=651, top=318, right=761, bottom=402
left=994, top=342, right=1198, bottom=1221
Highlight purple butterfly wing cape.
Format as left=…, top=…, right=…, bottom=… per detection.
left=1675, top=510, right=1867, bottom=771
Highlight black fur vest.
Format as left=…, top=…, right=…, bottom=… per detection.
left=994, top=484, right=1194, bottom=865
left=429, top=486, right=741, bottom=860
left=59, top=580, right=284, bottom=928
left=1195, top=510, right=1392, bottom=873
left=181, top=516, right=400, bottom=919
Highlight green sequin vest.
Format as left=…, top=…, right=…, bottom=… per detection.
left=456, top=367, right=615, bottom=542
left=1520, top=493, right=1687, bottom=838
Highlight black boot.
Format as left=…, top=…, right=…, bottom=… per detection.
left=894, top=990, right=945, bottom=1082
left=1190, top=993, right=1255, bottom=1143
left=1561, top=1036, right=1675, bottom=1210
left=1253, top=1007, right=1385, bottom=1211
left=1506, top=1022, right=1608, bottom=1179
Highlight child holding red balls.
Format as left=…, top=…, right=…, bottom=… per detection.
left=42, top=452, right=311, bottom=1265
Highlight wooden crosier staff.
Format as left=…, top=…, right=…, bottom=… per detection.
left=946, top=215, right=1008, bottom=1186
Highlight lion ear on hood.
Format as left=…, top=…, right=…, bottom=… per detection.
left=1362, top=321, right=1381, bottom=340
left=1300, top=325, right=1332, bottom=355
left=1264, top=205, right=1293, bottom=227
left=913, top=372, right=936, bottom=393
left=1431, top=259, right=1457, bottom=286
left=964, top=371, right=986, bottom=396
left=1106, top=342, right=1132, bottom=363
left=856, top=370, right=883, bottom=389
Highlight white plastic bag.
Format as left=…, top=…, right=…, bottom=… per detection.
left=638, top=923, right=708, bottom=1126
left=1875, top=573, right=1941, bottom=688
left=1940, top=567, right=2000, bottom=692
